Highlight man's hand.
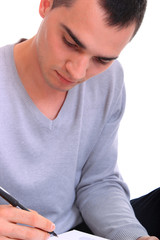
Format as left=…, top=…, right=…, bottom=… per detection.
left=138, top=236, right=159, bottom=240
left=0, top=205, right=55, bottom=240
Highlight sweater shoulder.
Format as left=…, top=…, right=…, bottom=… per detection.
left=84, top=60, right=125, bottom=105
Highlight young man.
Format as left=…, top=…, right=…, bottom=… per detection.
left=0, top=0, right=158, bottom=239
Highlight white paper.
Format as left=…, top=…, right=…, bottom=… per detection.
left=49, top=230, right=109, bottom=240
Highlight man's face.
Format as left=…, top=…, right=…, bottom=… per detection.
left=35, top=0, right=135, bottom=92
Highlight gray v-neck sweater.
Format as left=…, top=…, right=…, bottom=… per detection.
left=0, top=44, right=148, bottom=240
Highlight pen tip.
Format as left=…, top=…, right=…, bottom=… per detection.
left=48, top=231, right=58, bottom=237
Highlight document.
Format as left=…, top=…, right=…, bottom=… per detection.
left=49, top=230, right=109, bottom=240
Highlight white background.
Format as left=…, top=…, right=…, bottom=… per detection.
left=119, top=0, right=160, bottom=198
left=0, top=0, right=159, bottom=199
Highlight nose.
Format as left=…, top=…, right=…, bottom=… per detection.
left=65, top=55, right=89, bottom=81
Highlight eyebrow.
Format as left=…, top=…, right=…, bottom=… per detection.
left=61, top=23, right=86, bottom=49
left=60, top=23, right=118, bottom=61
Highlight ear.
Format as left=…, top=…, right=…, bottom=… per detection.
left=39, top=0, right=53, bottom=18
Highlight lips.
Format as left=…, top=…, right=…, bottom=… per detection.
left=56, top=71, right=76, bottom=84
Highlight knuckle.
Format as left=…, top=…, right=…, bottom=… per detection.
left=0, top=205, right=18, bottom=221
left=29, top=212, right=38, bottom=227
left=30, top=209, right=39, bottom=215
left=0, top=205, right=9, bottom=217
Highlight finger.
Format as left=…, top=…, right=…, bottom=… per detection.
left=138, top=236, right=159, bottom=240
left=0, top=206, right=55, bottom=233
left=0, top=238, right=21, bottom=240
left=148, top=237, right=159, bottom=240
left=4, top=222, right=50, bottom=240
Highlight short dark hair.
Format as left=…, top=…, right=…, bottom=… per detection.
left=52, top=0, right=147, bottom=37
left=98, top=0, right=147, bottom=37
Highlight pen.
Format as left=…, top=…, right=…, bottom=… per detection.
left=0, top=186, right=58, bottom=237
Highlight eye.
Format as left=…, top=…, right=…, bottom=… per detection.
left=94, top=57, right=111, bottom=65
left=63, top=36, right=78, bottom=50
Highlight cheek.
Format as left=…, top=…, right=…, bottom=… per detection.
left=38, top=26, right=65, bottom=65
left=48, top=37, right=70, bottom=66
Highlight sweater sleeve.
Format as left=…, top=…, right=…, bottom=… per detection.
left=76, top=67, right=148, bottom=240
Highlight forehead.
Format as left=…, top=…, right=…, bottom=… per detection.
left=51, top=0, right=135, bottom=56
